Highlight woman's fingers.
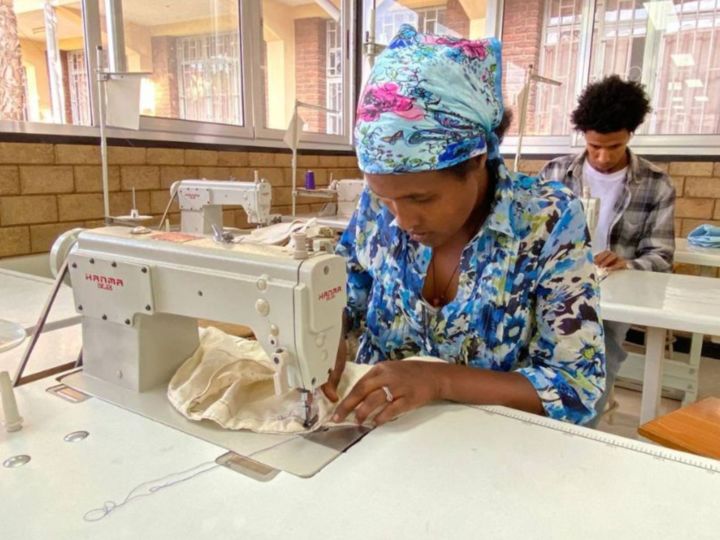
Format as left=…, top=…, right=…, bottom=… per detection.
left=332, top=368, right=384, bottom=422
left=331, top=361, right=435, bottom=425
left=372, top=398, right=408, bottom=426
left=321, top=378, right=339, bottom=402
left=353, top=387, right=394, bottom=425
left=321, top=364, right=343, bottom=402
left=322, top=339, right=348, bottom=402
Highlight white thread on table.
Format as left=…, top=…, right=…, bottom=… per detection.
left=83, top=434, right=303, bottom=522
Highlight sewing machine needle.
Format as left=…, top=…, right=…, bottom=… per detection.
left=301, top=390, right=319, bottom=429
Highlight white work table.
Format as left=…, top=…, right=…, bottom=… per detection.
left=614, top=240, right=720, bottom=407
left=675, top=236, right=720, bottom=350
left=0, top=324, right=81, bottom=378
left=674, top=238, right=720, bottom=273
left=0, top=269, right=80, bottom=333
left=0, top=269, right=81, bottom=380
left=601, top=270, right=720, bottom=423
left=2, top=380, right=720, bottom=539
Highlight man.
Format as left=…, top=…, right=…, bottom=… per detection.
left=538, top=75, right=675, bottom=424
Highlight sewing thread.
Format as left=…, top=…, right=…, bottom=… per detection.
left=83, top=434, right=302, bottom=522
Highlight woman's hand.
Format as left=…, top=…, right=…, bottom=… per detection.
left=332, top=360, right=443, bottom=426
left=321, top=337, right=348, bottom=402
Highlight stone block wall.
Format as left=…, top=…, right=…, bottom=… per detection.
left=0, top=142, right=361, bottom=258
left=1, top=143, right=718, bottom=271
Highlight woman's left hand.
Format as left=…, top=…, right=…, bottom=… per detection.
left=332, top=360, right=443, bottom=426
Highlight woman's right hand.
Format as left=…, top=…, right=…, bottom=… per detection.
left=322, top=336, right=347, bottom=402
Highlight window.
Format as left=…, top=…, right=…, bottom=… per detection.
left=259, top=0, right=348, bottom=138
left=326, top=20, right=343, bottom=135
left=0, top=0, right=354, bottom=149
left=366, top=1, right=488, bottom=46
left=102, top=0, right=245, bottom=126
left=176, top=32, right=242, bottom=125
left=1, top=1, right=89, bottom=125
left=501, top=0, right=720, bottom=146
left=67, top=50, right=92, bottom=125
left=375, top=6, right=446, bottom=42
left=502, top=0, right=583, bottom=136
left=590, top=0, right=720, bottom=135
left=360, top=1, right=490, bottom=94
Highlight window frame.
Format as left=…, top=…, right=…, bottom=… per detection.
left=0, top=0, right=356, bottom=152
left=247, top=0, right=355, bottom=146
left=495, top=0, right=720, bottom=156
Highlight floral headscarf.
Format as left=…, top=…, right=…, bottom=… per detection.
left=355, top=25, right=505, bottom=175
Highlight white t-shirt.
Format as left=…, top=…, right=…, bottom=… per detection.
left=582, top=160, right=627, bottom=254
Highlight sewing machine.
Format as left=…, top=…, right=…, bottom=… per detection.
left=332, top=179, right=365, bottom=219
left=289, top=179, right=365, bottom=231
left=172, top=178, right=273, bottom=235
left=49, top=226, right=346, bottom=427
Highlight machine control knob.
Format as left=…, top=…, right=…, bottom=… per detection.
left=255, top=299, right=270, bottom=317
left=257, top=275, right=269, bottom=291
left=270, top=324, right=279, bottom=336
left=315, top=333, right=325, bottom=347
left=291, top=232, right=308, bottom=260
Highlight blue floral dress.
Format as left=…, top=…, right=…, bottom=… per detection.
left=337, top=170, right=606, bottom=425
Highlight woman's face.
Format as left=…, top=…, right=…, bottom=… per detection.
left=366, top=156, right=491, bottom=248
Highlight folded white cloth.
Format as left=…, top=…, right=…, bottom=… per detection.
left=234, top=218, right=334, bottom=246
left=167, top=327, right=371, bottom=434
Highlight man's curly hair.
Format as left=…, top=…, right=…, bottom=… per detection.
left=572, top=75, right=651, bottom=134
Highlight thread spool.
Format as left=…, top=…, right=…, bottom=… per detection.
left=304, top=170, right=316, bottom=190
left=0, top=371, right=23, bottom=432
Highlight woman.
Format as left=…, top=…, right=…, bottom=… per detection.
left=324, top=25, right=605, bottom=426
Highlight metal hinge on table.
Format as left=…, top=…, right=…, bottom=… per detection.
left=46, top=381, right=92, bottom=403
left=215, top=451, right=280, bottom=482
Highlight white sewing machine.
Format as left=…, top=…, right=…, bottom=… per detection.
left=172, top=179, right=273, bottom=235
left=289, top=179, right=365, bottom=231
left=330, top=179, right=365, bottom=219
left=49, top=226, right=346, bottom=427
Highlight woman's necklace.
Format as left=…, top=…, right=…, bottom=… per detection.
left=426, top=196, right=491, bottom=308
left=429, top=255, right=462, bottom=308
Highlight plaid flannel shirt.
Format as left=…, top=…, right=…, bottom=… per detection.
left=538, top=150, right=675, bottom=272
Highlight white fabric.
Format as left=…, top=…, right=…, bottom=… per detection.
left=582, top=160, right=627, bottom=254
left=167, top=327, right=371, bottom=434
left=233, top=218, right=333, bottom=246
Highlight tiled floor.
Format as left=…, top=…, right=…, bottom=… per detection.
left=597, top=354, right=720, bottom=439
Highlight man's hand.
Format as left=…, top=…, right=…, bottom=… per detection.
left=594, top=250, right=629, bottom=272
left=321, top=337, right=347, bottom=402
left=332, top=360, right=443, bottom=426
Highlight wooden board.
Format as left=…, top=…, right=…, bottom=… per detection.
left=639, top=397, right=720, bottom=459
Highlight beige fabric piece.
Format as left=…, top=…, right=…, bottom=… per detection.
left=233, top=218, right=334, bottom=246
left=168, top=327, right=371, bottom=434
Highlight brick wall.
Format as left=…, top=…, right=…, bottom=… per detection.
left=151, top=36, right=179, bottom=119
left=517, top=158, right=720, bottom=277
left=295, top=17, right=327, bottom=132
left=1, top=144, right=718, bottom=267
left=501, top=0, right=545, bottom=134
left=0, top=142, right=362, bottom=258
left=444, top=0, right=470, bottom=37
